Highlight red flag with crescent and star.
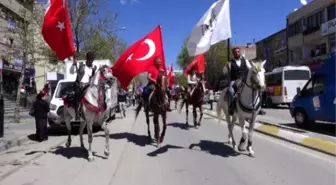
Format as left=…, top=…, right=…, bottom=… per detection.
left=42, top=0, right=75, bottom=61
left=167, top=64, right=174, bottom=88
left=112, top=25, right=166, bottom=89
left=184, top=53, right=205, bottom=77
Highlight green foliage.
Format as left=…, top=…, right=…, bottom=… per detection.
left=174, top=74, right=187, bottom=87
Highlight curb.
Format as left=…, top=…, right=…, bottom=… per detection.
left=202, top=109, right=336, bottom=157
left=0, top=135, right=31, bottom=154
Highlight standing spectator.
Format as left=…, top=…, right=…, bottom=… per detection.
left=118, top=89, right=127, bottom=118
left=209, top=90, right=214, bottom=110
left=31, top=91, right=50, bottom=142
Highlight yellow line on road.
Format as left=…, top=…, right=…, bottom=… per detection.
left=301, top=137, right=336, bottom=156
left=256, top=124, right=280, bottom=135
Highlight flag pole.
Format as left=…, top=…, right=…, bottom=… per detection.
left=227, top=38, right=230, bottom=62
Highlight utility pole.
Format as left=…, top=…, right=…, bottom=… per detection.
left=0, top=60, right=3, bottom=138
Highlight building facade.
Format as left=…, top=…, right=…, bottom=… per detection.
left=0, top=0, right=54, bottom=96
left=256, top=29, right=288, bottom=72
left=287, top=0, right=335, bottom=71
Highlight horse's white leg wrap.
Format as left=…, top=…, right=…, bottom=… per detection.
left=247, top=120, right=256, bottom=157
left=238, top=117, right=247, bottom=151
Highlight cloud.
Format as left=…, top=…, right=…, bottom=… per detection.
left=120, top=0, right=139, bottom=5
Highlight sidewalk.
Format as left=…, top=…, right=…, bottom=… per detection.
left=0, top=120, right=36, bottom=153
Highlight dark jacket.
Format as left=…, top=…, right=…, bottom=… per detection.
left=229, top=57, right=249, bottom=81
left=118, top=92, right=127, bottom=102
left=33, top=99, right=50, bottom=119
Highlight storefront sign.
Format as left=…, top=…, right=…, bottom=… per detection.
left=321, top=18, right=336, bottom=36
left=3, top=63, right=22, bottom=72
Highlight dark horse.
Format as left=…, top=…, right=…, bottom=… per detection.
left=171, top=87, right=181, bottom=109
left=135, top=74, right=168, bottom=147
left=180, top=81, right=204, bottom=128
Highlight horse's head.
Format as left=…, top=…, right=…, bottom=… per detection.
left=99, top=65, right=115, bottom=87
left=247, top=60, right=266, bottom=91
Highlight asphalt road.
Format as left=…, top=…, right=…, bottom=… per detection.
left=0, top=108, right=335, bottom=185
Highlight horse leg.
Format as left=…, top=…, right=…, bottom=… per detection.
left=198, top=106, right=203, bottom=127
left=153, top=114, right=160, bottom=148
left=87, top=120, right=94, bottom=162
left=238, top=117, right=247, bottom=152
left=79, top=119, right=86, bottom=150
left=227, top=114, right=237, bottom=151
left=145, top=107, right=152, bottom=141
left=101, top=120, right=110, bottom=158
left=185, top=102, right=189, bottom=127
left=193, top=106, right=197, bottom=128
left=159, top=112, right=167, bottom=144
left=65, top=109, right=72, bottom=148
left=247, top=117, right=257, bottom=157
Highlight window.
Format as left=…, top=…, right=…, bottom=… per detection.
left=54, top=82, right=75, bottom=98
left=284, top=70, right=310, bottom=80
left=288, top=21, right=302, bottom=37
left=330, top=35, right=336, bottom=53
left=265, top=72, right=282, bottom=86
left=301, top=75, right=325, bottom=96
left=315, top=43, right=327, bottom=56
left=327, top=4, right=336, bottom=21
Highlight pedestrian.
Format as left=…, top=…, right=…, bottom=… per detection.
left=31, top=91, right=50, bottom=142
left=118, top=89, right=127, bottom=118
left=209, top=90, right=214, bottom=110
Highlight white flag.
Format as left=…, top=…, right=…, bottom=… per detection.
left=187, top=0, right=232, bottom=56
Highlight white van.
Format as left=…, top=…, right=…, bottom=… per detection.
left=264, top=66, right=311, bottom=107
left=48, top=60, right=118, bottom=128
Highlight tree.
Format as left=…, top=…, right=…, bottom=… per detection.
left=174, top=74, right=187, bottom=87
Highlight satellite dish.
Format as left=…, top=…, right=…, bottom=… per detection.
left=300, top=0, right=307, bottom=5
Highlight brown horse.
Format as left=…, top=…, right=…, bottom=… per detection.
left=180, top=81, right=204, bottom=128
left=135, top=74, right=168, bottom=147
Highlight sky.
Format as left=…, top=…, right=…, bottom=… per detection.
left=107, top=0, right=307, bottom=68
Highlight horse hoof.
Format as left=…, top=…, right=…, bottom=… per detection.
left=104, top=150, right=110, bottom=157
left=65, top=142, right=71, bottom=148
left=238, top=146, right=245, bottom=151
left=88, top=156, right=94, bottom=162
left=195, top=125, right=199, bottom=129
left=249, top=151, right=255, bottom=157
left=233, top=145, right=237, bottom=151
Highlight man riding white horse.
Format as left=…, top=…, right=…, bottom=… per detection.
left=143, top=57, right=172, bottom=112
left=70, top=52, right=97, bottom=121
left=225, top=47, right=265, bottom=115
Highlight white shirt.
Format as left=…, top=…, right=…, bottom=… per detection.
left=81, top=66, right=94, bottom=83
left=187, top=74, right=198, bottom=85
left=234, top=58, right=241, bottom=67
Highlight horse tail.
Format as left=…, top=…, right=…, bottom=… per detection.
left=216, top=100, right=222, bottom=124
left=134, top=100, right=143, bottom=121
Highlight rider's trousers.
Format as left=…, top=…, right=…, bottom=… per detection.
left=228, top=80, right=235, bottom=104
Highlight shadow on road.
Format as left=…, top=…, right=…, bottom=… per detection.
left=189, top=140, right=239, bottom=158
left=168, top=122, right=189, bottom=130
left=50, top=146, right=88, bottom=159
left=95, top=132, right=151, bottom=147
left=281, top=123, right=336, bottom=137
left=147, top=144, right=184, bottom=157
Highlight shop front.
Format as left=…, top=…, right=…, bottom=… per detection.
left=2, top=62, right=22, bottom=97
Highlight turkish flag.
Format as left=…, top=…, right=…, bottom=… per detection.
left=167, top=64, right=174, bottom=88
left=184, top=53, right=205, bottom=77
left=112, top=25, right=166, bottom=89
left=42, top=0, right=75, bottom=61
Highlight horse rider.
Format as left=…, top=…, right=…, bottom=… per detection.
left=143, top=57, right=172, bottom=112
left=187, top=67, right=205, bottom=95
left=224, top=47, right=265, bottom=115
left=70, top=51, right=97, bottom=120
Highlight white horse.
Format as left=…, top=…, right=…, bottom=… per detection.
left=216, top=60, right=266, bottom=157
left=61, top=65, right=116, bottom=162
